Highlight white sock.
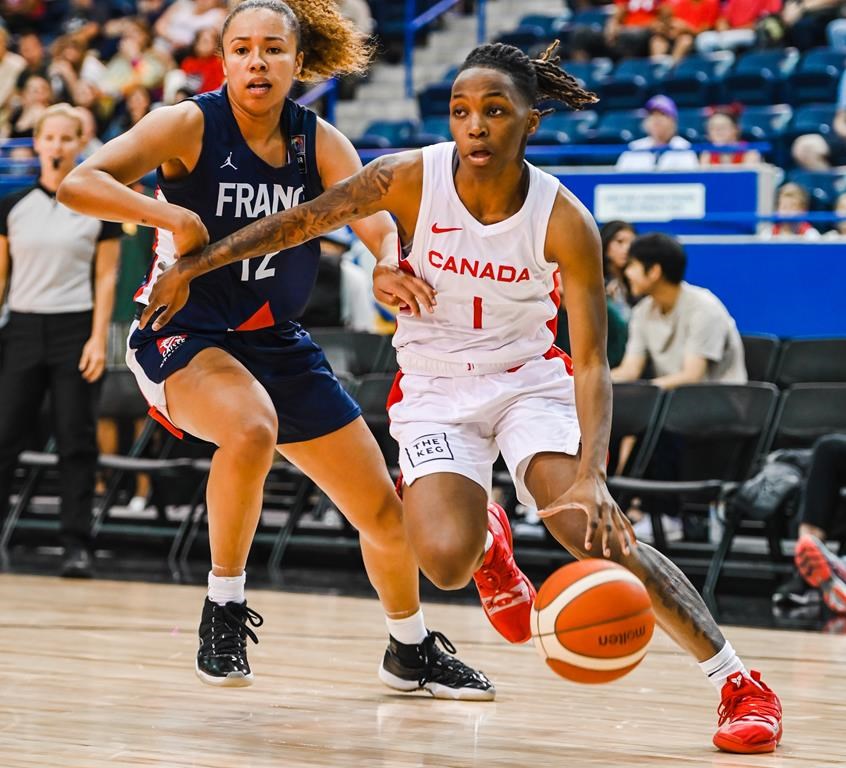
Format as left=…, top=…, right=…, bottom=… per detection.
left=484, top=531, right=493, bottom=553
left=386, top=609, right=427, bottom=645
left=699, top=641, right=749, bottom=692
left=207, top=570, right=246, bottom=605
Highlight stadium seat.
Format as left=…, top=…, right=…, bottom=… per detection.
left=739, top=104, right=793, bottom=142
left=560, top=58, right=613, bottom=91
left=720, top=49, right=800, bottom=105
left=360, top=119, right=419, bottom=147
left=660, top=52, right=734, bottom=108
left=588, top=109, right=645, bottom=144
left=421, top=115, right=450, bottom=139
left=309, top=329, right=391, bottom=378
left=595, top=58, right=672, bottom=112
left=787, top=169, right=846, bottom=209
left=785, top=47, right=846, bottom=105
left=417, top=82, right=453, bottom=118
left=404, top=131, right=450, bottom=147
left=773, top=338, right=846, bottom=387
left=527, top=129, right=569, bottom=145
left=541, top=109, right=599, bottom=143
left=518, top=13, right=569, bottom=38
left=494, top=24, right=547, bottom=54
left=676, top=107, right=709, bottom=142
left=352, top=134, right=391, bottom=150
left=608, top=382, right=665, bottom=480
left=765, top=383, right=846, bottom=452
left=741, top=334, right=781, bottom=383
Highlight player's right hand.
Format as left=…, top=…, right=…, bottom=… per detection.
left=139, top=262, right=191, bottom=331
left=373, top=263, right=437, bottom=317
left=172, top=208, right=209, bottom=257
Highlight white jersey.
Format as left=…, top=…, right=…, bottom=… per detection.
left=394, top=141, right=561, bottom=375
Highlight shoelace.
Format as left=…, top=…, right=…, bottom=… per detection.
left=417, top=631, right=487, bottom=689
left=211, top=603, right=264, bottom=658
left=717, top=686, right=780, bottom=726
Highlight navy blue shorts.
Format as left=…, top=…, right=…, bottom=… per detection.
left=127, top=320, right=361, bottom=444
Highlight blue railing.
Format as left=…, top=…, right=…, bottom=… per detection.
left=296, top=78, right=338, bottom=124
left=404, top=0, right=487, bottom=98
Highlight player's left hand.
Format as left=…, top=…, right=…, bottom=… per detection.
left=373, top=263, right=437, bottom=317
left=538, top=473, right=636, bottom=558
left=139, top=261, right=191, bottom=331
left=78, top=335, right=106, bottom=383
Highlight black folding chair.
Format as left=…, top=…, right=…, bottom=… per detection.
left=741, top=334, right=781, bottom=383
left=309, top=328, right=391, bottom=377
left=773, top=338, right=846, bottom=387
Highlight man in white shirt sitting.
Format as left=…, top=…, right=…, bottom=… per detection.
left=615, top=94, right=700, bottom=171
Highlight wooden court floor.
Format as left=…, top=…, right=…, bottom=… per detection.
left=1, top=574, right=844, bottom=768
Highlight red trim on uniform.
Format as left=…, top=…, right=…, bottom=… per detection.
left=506, top=345, right=574, bottom=375
left=235, top=300, right=275, bottom=331
left=473, top=296, right=483, bottom=329
left=386, top=370, right=405, bottom=496
left=134, top=189, right=162, bottom=300
left=148, top=405, right=184, bottom=439
left=398, top=259, right=415, bottom=276
left=546, top=270, right=562, bottom=339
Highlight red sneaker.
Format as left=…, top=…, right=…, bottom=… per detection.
left=472, top=503, right=536, bottom=644
left=795, top=534, right=846, bottom=614
left=713, top=670, right=782, bottom=754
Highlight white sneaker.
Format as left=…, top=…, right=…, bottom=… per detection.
left=632, top=514, right=684, bottom=544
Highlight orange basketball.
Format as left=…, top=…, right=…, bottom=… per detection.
left=531, top=560, right=655, bottom=684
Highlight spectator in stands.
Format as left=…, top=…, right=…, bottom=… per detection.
left=696, top=0, right=783, bottom=53
left=154, top=0, right=226, bottom=56
left=829, top=14, right=846, bottom=50
left=13, top=30, right=48, bottom=89
left=0, top=0, right=46, bottom=36
left=792, top=70, right=846, bottom=172
left=6, top=73, right=52, bottom=141
left=605, top=0, right=664, bottom=59
left=101, top=19, right=169, bottom=103
left=615, top=95, right=699, bottom=171
left=178, top=26, right=224, bottom=94
left=653, top=0, right=721, bottom=63
left=0, top=104, right=121, bottom=577
left=699, top=107, right=761, bottom=166
left=0, top=25, right=25, bottom=134
left=48, top=34, right=106, bottom=105
left=782, top=0, right=844, bottom=50
left=601, top=219, right=637, bottom=319
left=337, top=0, right=374, bottom=36
left=759, top=182, right=822, bottom=240
left=75, top=105, right=102, bottom=159
left=774, top=434, right=846, bottom=614
left=824, top=192, right=846, bottom=238
left=104, top=84, right=152, bottom=141
left=611, top=232, right=747, bottom=389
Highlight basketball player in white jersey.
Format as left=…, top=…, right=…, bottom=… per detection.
left=140, top=41, right=783, bottom=754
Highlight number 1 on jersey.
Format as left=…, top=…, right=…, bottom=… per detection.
left=473, top=296, right=483, bottom=329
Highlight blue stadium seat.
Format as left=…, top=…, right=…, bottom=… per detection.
left=787, top=169, right=846, bottom=209
left=570, top=8, right=613, bottom=29
left=404, top=132, right=449, bottom=148
left=595, top=58, right=672, bottom=112
left=360, top=119, right=419, bottom=147
left=542, top=110, right=599, bottom=143
left=720, top=49, right=800, bottom=105
left=518, top=13, right=569, bottom=38
left=785, top=47, right=846, bottom=105
left=527, top=129, right=569, bottom=145
left=739, top=104, right=793, bottom=141
left=782, top=102, right=838, bottom=139
left=676, top=107, right=709, bottom=142
left=494, top=25, right=547, bottom=54
left=441, top=64, right=459, bottom=83
left=417, top=82, right=453, bottom=118
left=421, top=116, right=450, bottom=139
left=588, top=109, right=646, bottom=144
left=352, top=134, right=391, bottom=150
left=561, top=58, right=613, bottom=91
left=660, top=52, right=734, bottom=108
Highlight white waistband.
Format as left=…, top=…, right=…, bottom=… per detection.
left=396, top=348, right=534, bottom=376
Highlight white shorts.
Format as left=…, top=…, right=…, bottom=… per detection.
left=388, top=355, right=581, bottom=506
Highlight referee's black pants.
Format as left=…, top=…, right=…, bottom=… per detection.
left=0, top=311, right=101, bottom=548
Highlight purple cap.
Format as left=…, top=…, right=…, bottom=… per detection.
left=645, top=94, right=678, bottom=119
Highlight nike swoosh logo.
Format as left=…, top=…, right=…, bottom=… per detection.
left=432, top=223, right=462, bottom=234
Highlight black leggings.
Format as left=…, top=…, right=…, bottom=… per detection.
left=800, top=434, right=846, bottom=536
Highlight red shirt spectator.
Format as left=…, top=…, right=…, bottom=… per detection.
left=722, top=0, right=782, bottom=29
left=179, top=27, right=224, bottom=94
left=616, top=0, right=662, bottom=28
left=665, top=0, right=720, bottom=33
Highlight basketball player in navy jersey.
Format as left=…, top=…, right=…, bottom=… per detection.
left=138, top=40, right=785, bottom=754
left=58, top=0, right=493, bottom=700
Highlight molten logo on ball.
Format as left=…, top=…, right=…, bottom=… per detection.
left=531, top=560, right=655, bottom=684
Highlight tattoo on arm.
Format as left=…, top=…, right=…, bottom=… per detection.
left=185, top=156, right=397, bottom=276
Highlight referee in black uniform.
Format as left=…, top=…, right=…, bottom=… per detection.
left=0, top=103, right=121, bottom=577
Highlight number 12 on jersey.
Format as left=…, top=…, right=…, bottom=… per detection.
left=241, top=253, right=276, bottom=281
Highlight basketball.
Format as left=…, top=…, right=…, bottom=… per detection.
left=531, top=560, right=655, bottom=684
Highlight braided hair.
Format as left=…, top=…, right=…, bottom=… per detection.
left=457, top=40, right=598, bottom=114
left=222, top=0, right=373, bottom=82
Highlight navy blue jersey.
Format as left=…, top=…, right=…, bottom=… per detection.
left=134, top=86, right=323, bottom=333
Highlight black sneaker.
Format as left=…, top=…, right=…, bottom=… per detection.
left=772, top=571, right=821, bottom=608
left=378, top=630, right=495, bottom=701
left=195, top=598, right=263, bottom=687
left=60, top=545, right=94, bottom=579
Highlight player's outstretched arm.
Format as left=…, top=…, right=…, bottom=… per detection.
left=141, top=151, right=421, bottom=330
left=537, top=189, right=635, bottom=556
